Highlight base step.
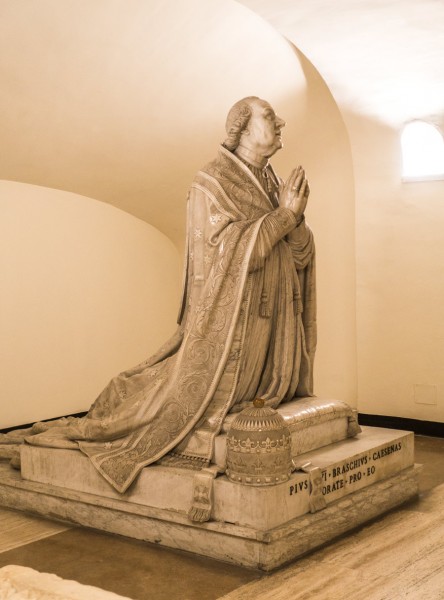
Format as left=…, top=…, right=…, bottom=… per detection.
left=0, top=426, right=421, bottom=570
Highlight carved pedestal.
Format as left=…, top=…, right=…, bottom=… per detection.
left=0, top=426, right=420, bottom=570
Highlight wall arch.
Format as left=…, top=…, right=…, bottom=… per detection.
left=0, top=182, right=181, bottom=427
left=1, top=1, right=357, bottom=426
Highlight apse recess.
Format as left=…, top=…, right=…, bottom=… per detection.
left=1, top=0, right=358, bottom=424
left=0, top=0, right=308, bottom=247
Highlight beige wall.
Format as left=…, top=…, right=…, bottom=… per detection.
left=286, top=48, right=357, bottom=404
left=0, top=0, right=310, bottom=249
left=347, top=114, right=444, bottom=422
left=0, top=182, right=181, bottom=428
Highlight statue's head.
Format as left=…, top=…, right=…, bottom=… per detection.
left=223, top=97, right=286, bottom=159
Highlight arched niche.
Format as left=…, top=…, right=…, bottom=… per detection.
left=0, top=0, right=357, bottom=425
left=0, top=182, right=181, bottom=427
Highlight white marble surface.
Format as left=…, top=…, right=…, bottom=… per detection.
left=0, top=427, right=421, bottom=570
left=0, top=460, right=421, bottom=570
left=20, top=427, right=414, bottom=530
left=220, top=482, right=444, bottom=599
left=0, top=565, right=133, bottom=599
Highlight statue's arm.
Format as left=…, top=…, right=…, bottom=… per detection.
left=277, top=165, right=314, bottom=267
left=247, top=167, right=313, bottom=268
left=279, top=166, right=309, bottom=220
left=248, top=206, right=298, bottom=270
left=286, top=219, right=314, bottom=268
left=188, top=180, right=304, bottom=272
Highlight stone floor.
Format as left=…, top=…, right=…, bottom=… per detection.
left=0, top=434, right=443, bottom=600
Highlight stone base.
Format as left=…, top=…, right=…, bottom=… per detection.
left=19, top=426, right=413, bottom=529
left=0, top=462, right=420, bottom=571
left=0, top=426, right=421, bottom=570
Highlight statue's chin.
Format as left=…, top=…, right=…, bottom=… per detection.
left=264, top=142, right=283, bottom=159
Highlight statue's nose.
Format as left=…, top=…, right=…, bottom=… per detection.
left=276, top=116, right=286, bottom=128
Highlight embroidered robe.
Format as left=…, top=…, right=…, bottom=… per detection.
left=24, top=146, right=316, bottom=493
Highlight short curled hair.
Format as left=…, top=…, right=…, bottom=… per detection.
left=222, top=96, right=259, bottom=151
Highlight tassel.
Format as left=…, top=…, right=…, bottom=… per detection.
left=188, top=465, right=221, bottom=523
left=293, top=460, right=327, bottom=514
left=188, top=507, right=210, bottom=523
left=307, top=467, right=327, bottom=513
left=9, top=448, right=21, bottom=470
left=347, top=412, right=362, bottom=437
left=260, top=291, right=271, bottom=318
left=293, top=290, right=302, bottom=314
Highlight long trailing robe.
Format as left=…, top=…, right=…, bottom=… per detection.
left=2, top=146, right=316, bottom=493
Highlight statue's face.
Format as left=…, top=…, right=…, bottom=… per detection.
left=242, top=99, right=286, bottom=158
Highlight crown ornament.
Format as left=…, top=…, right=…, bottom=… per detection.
left=226, top=398, right=293, bottom=486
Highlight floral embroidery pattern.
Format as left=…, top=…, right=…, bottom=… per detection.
left=77, top=148, right=313, bottom=493
left=210, top=213, right=223, bottom=225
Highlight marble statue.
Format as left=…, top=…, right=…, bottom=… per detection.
left=1, top=97, right=316, bottom=493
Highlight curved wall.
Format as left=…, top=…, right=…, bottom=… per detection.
left=0, top=0, right=358, bottom=427
left=0, top=0, right=309, bottom=248
left=279, top=46, right=357, bottom=404
left=0, top=182, right=181, bottom=427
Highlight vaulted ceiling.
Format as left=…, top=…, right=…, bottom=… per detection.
left=240, top=0, right=444, bottom=126
left=1, top=0, right=443, bottom=244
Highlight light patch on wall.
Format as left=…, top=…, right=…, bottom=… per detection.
left=413, top=384, right=437, bottom=406
left=401, top=120, right=444, bottom=180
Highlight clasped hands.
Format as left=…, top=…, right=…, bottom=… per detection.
left=279, top=166, right=309, bottom=221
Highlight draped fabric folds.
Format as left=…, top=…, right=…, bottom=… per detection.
left=6, top=147, right=316, bottom=493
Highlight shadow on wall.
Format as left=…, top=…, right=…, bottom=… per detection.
left=0, top=0, right=310, bottom=250
left=282, top=44, right=357, bottom=405
left=0, top=182, right=181, bottom=428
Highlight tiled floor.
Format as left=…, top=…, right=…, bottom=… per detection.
left=222, top=483, right=444, bottom=600
left=0, top=509, right=68, bottom=553
left=0, top=434, right=442, bottom=600
left=0, top=527, right=260, bottom=600
left=413, top=434, right=444, bottom=491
